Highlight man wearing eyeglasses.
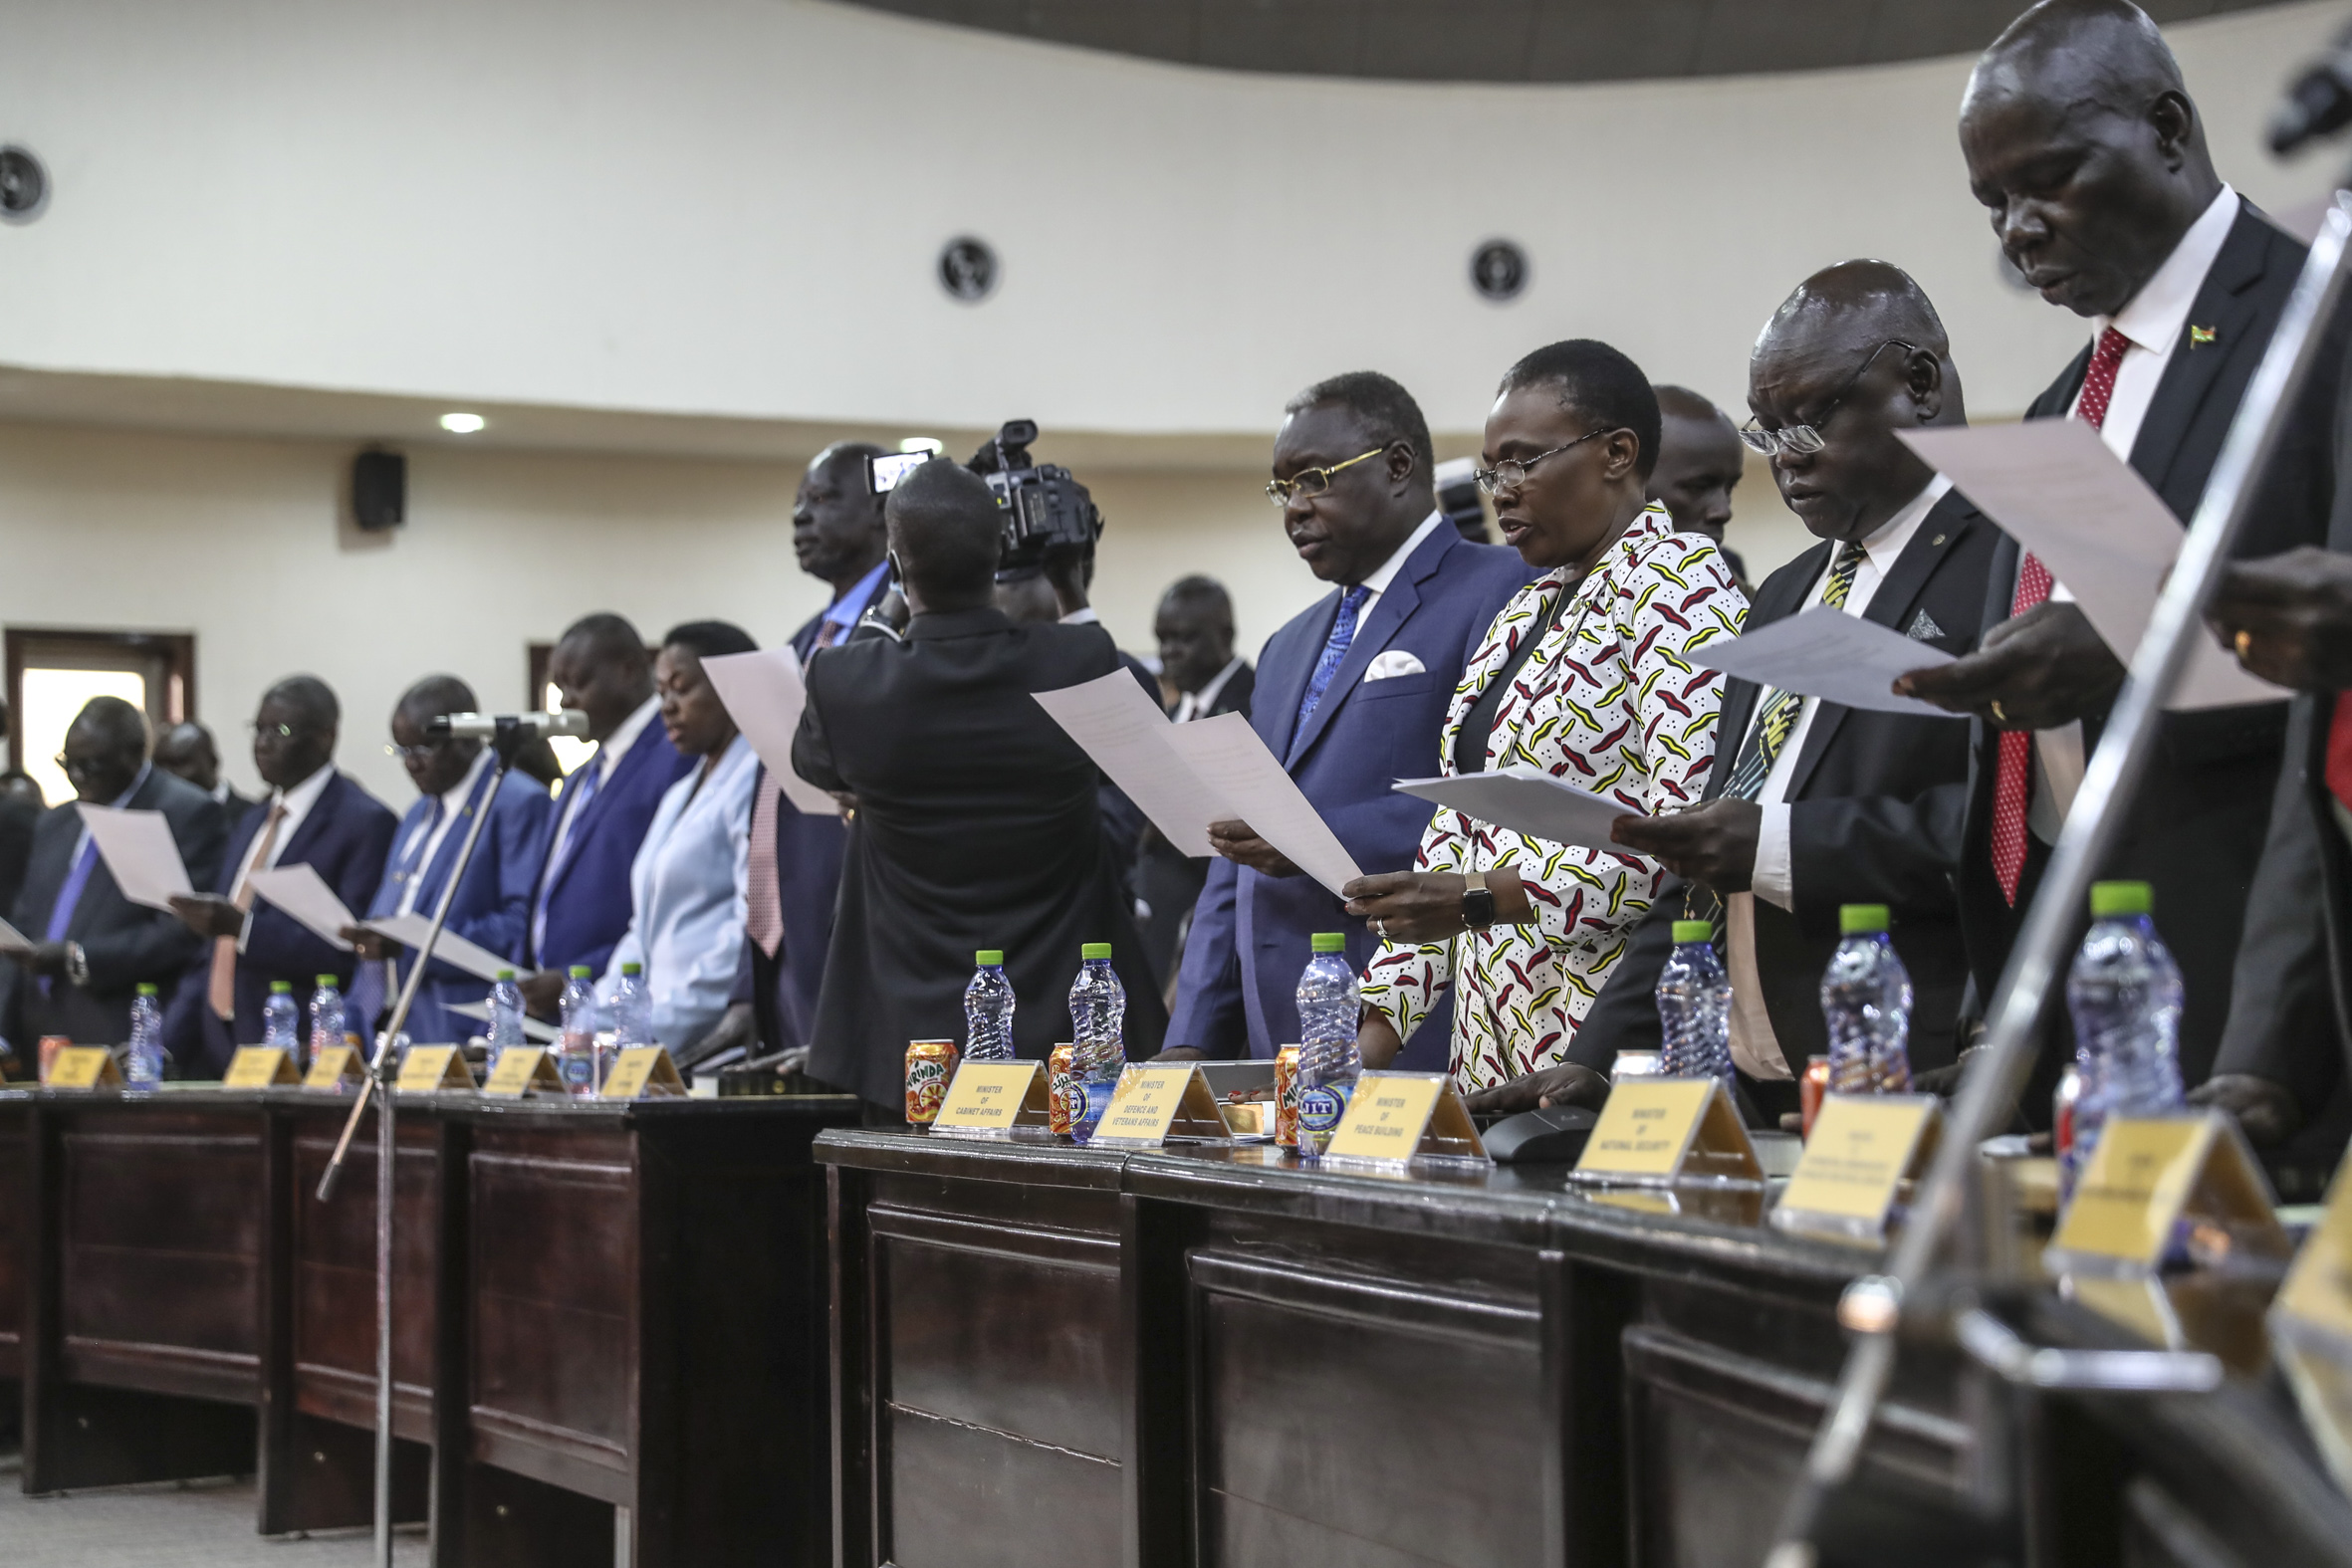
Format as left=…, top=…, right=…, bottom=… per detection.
left=165, top=676, right=396, bottom=1076
left=1160, top=370, right=1531, bottom=1066
left=0, top=697, right=227, bottom=1070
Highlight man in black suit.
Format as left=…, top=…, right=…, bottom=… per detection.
left=792, top=456, right=1165, bottom=1113
left=1893, top=0, right=2339, bottom=1117
left=1475, top=263, right=1996, bottom=1121
left=0, top=697, right=227, bottom=1058
left=1136, top=576, right=1255, bottom=991
left=154, top=721, right=257, bottom=818
left=0, top=698, right=36, bottom=922
left=1647, top=385, right=1753, bottom=593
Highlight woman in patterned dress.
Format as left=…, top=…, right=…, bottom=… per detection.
left=1349, top=340, right=1747, bottom=1093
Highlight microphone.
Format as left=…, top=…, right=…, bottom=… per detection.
left=428, top=710, right=590, bottom=740
left=2270, top=22, right=2352, bottom=154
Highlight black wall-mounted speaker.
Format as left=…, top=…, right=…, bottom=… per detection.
left=353, top=449, right=405, bottom=532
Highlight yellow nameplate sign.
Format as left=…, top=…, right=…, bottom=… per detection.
left=931, top=1061, right=1054, bottom=1137
left=2047, top=1112, right=2285, bottom=1273
left=2280, top=1163, right=2352, bottom=1341
left=1324, top=1071, right=1488, bottom=1165
left=302, top=1045, right=365, bottom=1090
left=47, top=1045, right=122, bottom=1090
left=1571, top=1077, right=1762, bottom=1187
left=481, top=1046, right=565, bottom=1098
left=1772, top=1095, right=1942, bottom=1243
left=2274, top=1160, right=2352, bottom=1492
left=599, top=1045, right=687, bottom=1100
left=1090, top=1064, right=1230, bottom=1148
left=223, top=1045, right=300, bottom=1088
left=396, top=1044, right=476, bottom=1093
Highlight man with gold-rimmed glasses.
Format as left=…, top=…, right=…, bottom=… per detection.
left=1159, top=370, right=1531, bottom=1067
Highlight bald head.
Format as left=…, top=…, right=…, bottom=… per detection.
left=1960, top=0, right=2220, bottom=320
left=1750, top=261, right=1963, bottom=546
left=887, top=458, right=1002, bottom=614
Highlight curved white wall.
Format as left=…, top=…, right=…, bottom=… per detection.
left=2, top=0, right=2343, bottom=438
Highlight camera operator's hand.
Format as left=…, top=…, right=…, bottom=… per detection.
left=1207, top=819, right=1301, bottom=878
left=1043, top=543, right=1092, bottom=621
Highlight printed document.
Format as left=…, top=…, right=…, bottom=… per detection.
left=1694, top=607, right=1961, bottom=718
left=700, top=647, right=841, bottom=815
left=77, top=804, right=193, bottom=913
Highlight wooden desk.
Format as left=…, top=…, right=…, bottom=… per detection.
left=0, top=1094, right=31, bottom=1435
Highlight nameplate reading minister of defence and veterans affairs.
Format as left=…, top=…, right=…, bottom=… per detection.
left=1569, top=1077, right=1762, bottom=1188
left=1088, top=1063, right=1232, bottom=1148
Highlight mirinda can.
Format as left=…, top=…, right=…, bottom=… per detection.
left=905, top=1039, right=958, bottom=1126
left=1049, top=1044, right=1076, bottom=1137
left=1800, top=1055, right=1830, bottom=1139
left=1274, top=1045, right=1302, bottom=1151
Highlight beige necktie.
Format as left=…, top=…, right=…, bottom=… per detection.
left=745, top=775, right=784, bottom=958
left=210, top=800, right=288, bottom=1020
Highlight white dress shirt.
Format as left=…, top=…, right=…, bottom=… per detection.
left=2029, top=184, right=2239, bottom=841
left=1173, top=656, right=1246, bottom=723
left=1725, top=477, right=1950, bottom=1080
left=392, top=749, right=491, bottom=918
left=530, top=693, right=660, bottom=958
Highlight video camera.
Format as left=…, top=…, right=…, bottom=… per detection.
left=867, top=419, right=1104, bottom=576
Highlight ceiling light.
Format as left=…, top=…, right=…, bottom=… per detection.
left=439, top=411, right=486, bottom=434
left=899, top=437, right=943, bottom=454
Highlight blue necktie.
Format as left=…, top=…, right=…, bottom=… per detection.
left=353, top=798, right=445, bottom=1028
left=39, top=839, right=100, bottom=999
left=1295, top=585, right=1370, bottom=735
left=532, top=763, right=602, bottom=961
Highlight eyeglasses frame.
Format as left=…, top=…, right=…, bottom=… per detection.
left=1473, top=425, right=1610, bottom=497
left=1741, top=338, right=1922, bottom=458
left=1265, top=445, right=1393, bottom=506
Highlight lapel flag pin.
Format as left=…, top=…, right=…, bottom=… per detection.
left=2189, top=325, right=2217, bottom=347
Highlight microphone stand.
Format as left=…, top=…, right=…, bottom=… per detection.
left=314, top=718, right=547, bottom=1568
left=1764, top=193, right=2352, bottom=1567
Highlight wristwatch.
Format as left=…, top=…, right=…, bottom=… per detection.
left=65, top=942, right=89, bottom=989
left=1461, top=873, right=1497, bottom=932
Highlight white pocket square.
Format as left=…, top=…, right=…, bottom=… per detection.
left=1364, top=650, right=1426, bottom=681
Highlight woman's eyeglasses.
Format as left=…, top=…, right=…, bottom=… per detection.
left=1473, top=427, right=1608, bottom=496
left=1266, top=446, right=1389, bottom=506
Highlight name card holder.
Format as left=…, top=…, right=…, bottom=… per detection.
left=223, top=1045, right=301, bottom=1089
left=1322, top=1071, right=1489, bottom=1170
left=1771, top=1094, right=1943, bottom=1244
left=302, top=1045, right=366, bottom=1091
left=2044, top=1111, right=2288, bottom=1278
left=482, top=1046, right=565, bottom=1098
left=599, top=1045, right=688, bottom=1100
left=47, top=1045, right=122, bottom=1090
left=2273, top=1160, right=2352, bottom=1492
left=396, top=1044, right=478, bottom=1094
left=1089, top=1064, right=1232, bottom=1149
left=1570, top=1077, right=1763, bottom=1188
left=930, top=1060, right=1056, bottom=1139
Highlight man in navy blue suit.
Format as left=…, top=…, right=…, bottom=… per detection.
left=166, top=676, right=398, bottom=1076
left=1163, top=371, right=1532, bottom=1067
left=344, top=675, right=554, bottom=1044
left=519, top=613, right=696, bottom=1017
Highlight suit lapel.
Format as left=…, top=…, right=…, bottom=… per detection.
left=2128, top=202, right=2272, bottom=502
left=415, top=764, right=498, bottom=916
left=1258, top=596, right=1327, bottom=759
left=1285, top=526, right=1448, bottom=769
left=274, top=774, right=343, bottom=870
left=1705, top=542, right=1825, bottom=801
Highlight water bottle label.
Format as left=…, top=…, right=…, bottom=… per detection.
left=1297, top=1084, right=1350, bottom=1134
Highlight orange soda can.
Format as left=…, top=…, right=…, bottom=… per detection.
left=905, top=1039, right=958, bottom=1126
left=1800, top=1055, right=1830, bottom=1139
left=39, top=1035, right=71, bottom=1085
left=1274, top=1045, right=1302, bottom=1151
left=1049, top=1044, right=1076, bottom=1136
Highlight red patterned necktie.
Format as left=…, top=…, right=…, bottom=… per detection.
left=1992, top=326, right=2131, bottom=906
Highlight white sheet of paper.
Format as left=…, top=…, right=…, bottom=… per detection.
left=1033, top=670, right=1365, bottom=896
left=445, top=999, right=561, bottom=1043
left=364, top=911, right=524, bottom=984
left=1694, top=606, right=1962, bottom=719
left=77, top=804, right=193, bottom=912
left=247, top=863, right=356, bottom=951
left=0, top=916, right=31, bottom=954
left=699, top=647, right=841, bottom=815
left=1901, top=422, right=2282, bottom=710
left=1393, top=767, right=1632, bottom=850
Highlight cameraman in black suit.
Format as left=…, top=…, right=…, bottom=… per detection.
left=0, top=697, right=227, bottom=1060
left=792, top=456, right=1165, bottom=1114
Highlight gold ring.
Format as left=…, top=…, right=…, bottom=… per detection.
left=1991, top=700, right=2007, bottom=725
left=2235, top=629, right=2253, bottom=659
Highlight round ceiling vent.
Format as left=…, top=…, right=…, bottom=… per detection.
left=0, top=146, right=50, bottom=225
left=938, top=236, right=998, bottom=303
left=1471, top=239, right=1528, bottom=303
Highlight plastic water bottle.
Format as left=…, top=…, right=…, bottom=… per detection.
left=612, top=962, right=653, bottom=1049
left=124, top=982, right=165, bottom=1091
left=306, top=974, right=344, bottom=1073
left=1820, top=904, right=1912, bottom=1095
left=1656, top=921, right=1733, bottom=1084
left=1066, top=943, right=1126, bottom=1142
left=1294, top=933, right=1363, bottom=1160
left=486, top=969, right=528, bottom=1071
left=558, top=965, right=600, bottom=1097
left=964, top=950, right=1016, bottom=1062
left=263, top=981, right=302, bottom=1059
left=2061, top=881, right=2187, bottom=1205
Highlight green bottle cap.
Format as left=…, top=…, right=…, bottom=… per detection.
left=976, top=950, right=1004, bottom=966
left=496, top=968, right=516, bottom=981
left=317, top=974, right=338, bottom=988
left=136, top=983, right=158, bottom=997
left=270, top=981, right=293, bottom=994
left=2090, top=880, right=2152, bottom=919
left=1839, top=904, right=1890, bottom=935
left=570, top=965, right=592, bottom=979
left=1081, top=942, right=1112, bottom=961
left=621, top=962, right=641, bottom=977
left=1671, top=920, right=1714, bottom=944
left=1310, top=932, right=1346, bottom=954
